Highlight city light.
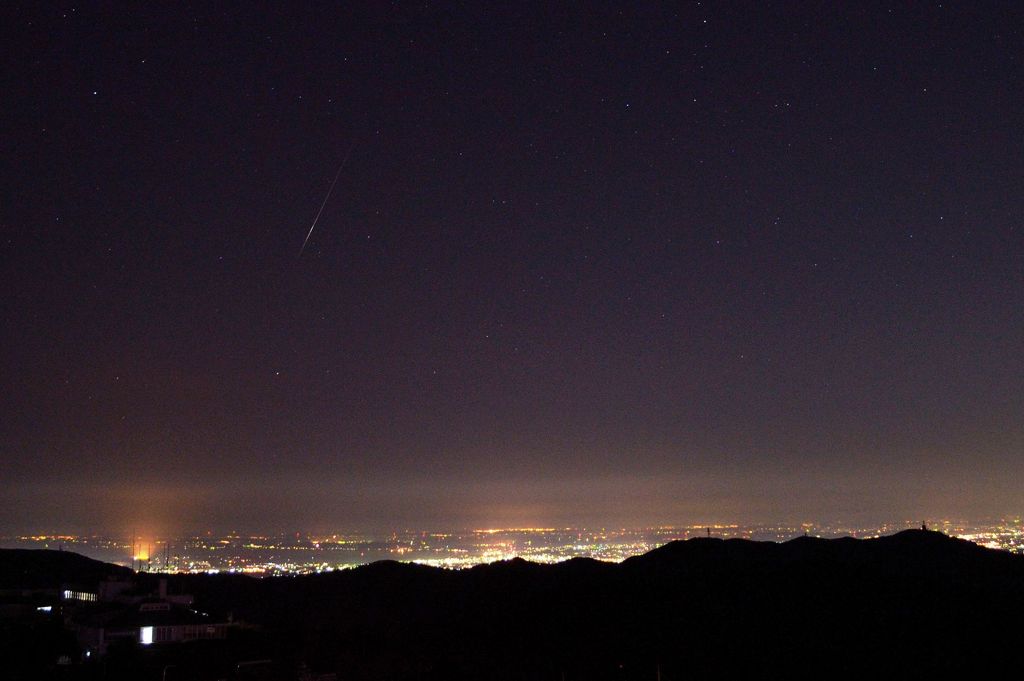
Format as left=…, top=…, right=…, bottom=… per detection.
left=7, top=519, right=1024, bottom=576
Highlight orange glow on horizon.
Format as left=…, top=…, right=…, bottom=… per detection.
left=134, top=542, right=151, bottom=561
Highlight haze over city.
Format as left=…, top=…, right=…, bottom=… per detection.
left=2, top=2, right=1021, bottom=537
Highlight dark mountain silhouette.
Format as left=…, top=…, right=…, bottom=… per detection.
left=0, top=548, right=132, bottom=590
left=4, top=530, right=1024, bottom=679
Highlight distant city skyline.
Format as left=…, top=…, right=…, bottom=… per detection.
left=6, top=517, right=1024, bottom=575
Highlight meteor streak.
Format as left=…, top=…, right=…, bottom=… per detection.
left=299, top=141, right=356, bottom=256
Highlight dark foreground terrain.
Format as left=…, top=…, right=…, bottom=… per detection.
left=3, top=530, right=1024, bottom=680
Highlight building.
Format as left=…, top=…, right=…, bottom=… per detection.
left=76, top=600, right=231, bottom=656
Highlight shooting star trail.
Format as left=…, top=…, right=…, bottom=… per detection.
left=299, top=141, right=356, bottom=257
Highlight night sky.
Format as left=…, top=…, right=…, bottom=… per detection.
left=2, top=2, right=1021, bottom=534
